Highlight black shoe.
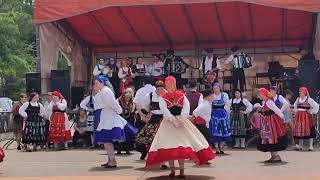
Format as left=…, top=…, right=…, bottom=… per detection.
left=220, top=151, right=225, bottom=154
left=105, top=164, right=117, bottom=168
left=178, top=175, right=186, bottom=179
left=116, top=151, right=121, bottom=155
left=17, top=146, right=21, bottom=150
left=169, top=172, right=175, bottom=178
left=161, top=165, right=168, bottom=169
left=125, top=151, right=131, bottom=154
left=216, top=151, right=220, bottom=154
left=205, top=162, right=211, bottom=165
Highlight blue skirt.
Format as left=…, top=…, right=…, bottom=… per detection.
left=94, top=109, right=138, bottom=143
left=209, top=109, right=232, bottom=143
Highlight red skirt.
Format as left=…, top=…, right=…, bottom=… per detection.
left=258, top=113, right=288, bottom=152
left=49, top=112, right=71, bottom=143
left=0, top=148, right=5, bottom=162
left=293, top=111, right=316, bottom=139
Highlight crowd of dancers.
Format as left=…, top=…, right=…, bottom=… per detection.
left=5, top=47, right=320, bottom=178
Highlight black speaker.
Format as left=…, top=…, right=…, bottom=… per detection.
left=26, top=72, right=41, bottom=94
left=298, top=59, right=319, bottom=98
left=51, top=70, right=70, bottom=106
left=71, top=87, right=85, bottom=109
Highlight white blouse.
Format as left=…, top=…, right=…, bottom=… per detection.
left=118, top=67, right=135, bottom=79
left=159, top=95, right=190, bottom=122
left=19, top=101, right=45, bottom=118
left=226, top=98, right=253, bottom=114
left=263, top=100, right=284, bottom=119
left=142, top=92, right=163, bottom=115
left=93, top=64, right=105, bottom=76
left=80, top=96, right=92, bottom=111
left=293, top=96, right=319, bottom=114
left=93, top=86, right=122, bottom=114
left=46, top=99, right=68, bottom=112
left=192, top=100, right=212, bottom=126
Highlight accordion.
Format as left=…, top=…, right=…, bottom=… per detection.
left=203, top=71, right=216, bottom=86
left=166, top=60, right=187, bottom=74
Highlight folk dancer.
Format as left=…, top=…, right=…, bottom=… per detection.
left=48, top=91, right=72, bottom=150
left=19, top=92, right=47, bottom=151
left=185, top=80, right=203, bottom=116
left=118, top=58, right=135, bottom=94
left=270, top=86, right=290, bottom=114
left=210, top=83, right=231, bottom=154
left=93, top=58, right=106, bottom=77
left=293, top=87, right=319, bottom=151
left=226, top=89, right=252, bottom=148
left=257, top=88, right=287, bottom=163
left=146, top=76, right=214, bottom=178
left=93, top=76, right=137, bottom=168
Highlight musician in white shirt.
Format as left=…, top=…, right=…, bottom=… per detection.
left=93, top=58, right=106, bottom=77
left=199, top=48, right=221, bottom=86
left=150, top=54, right=165, bottom=82
left=225, top=46, right=249, bottom=91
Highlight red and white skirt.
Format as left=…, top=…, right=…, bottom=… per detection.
left=146, top=118, right=215, bottom=167
left=293, top=111, right=316, bottom=139
left=49, top=112, right=71, bottom=143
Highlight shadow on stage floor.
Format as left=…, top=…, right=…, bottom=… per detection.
left=144, top=175, right=215, bottom=180
left=89, top=166, right=134, bottom=171
left=257, top=161, right=289, bottom=166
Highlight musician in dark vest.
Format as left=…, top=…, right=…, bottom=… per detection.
left=200, top=48, right=221, bottom=88
left=185, top=80, right=203, bottom=115
left=133, top=57, right=149, bottom=90
left=225, top=46, right=252, bottom=91
left=164, top=48, right=189, bottom=89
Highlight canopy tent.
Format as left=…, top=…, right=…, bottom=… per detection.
left=33, top=0, right=320, bottom=94
left=34, top=0, right=318, bottom=52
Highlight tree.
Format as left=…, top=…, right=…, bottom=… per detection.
left=0, top=1, right=36, bottom=99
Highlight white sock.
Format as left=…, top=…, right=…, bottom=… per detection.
left=234, top=138, right=240, bottom=147
left=309, top=138, right=314, bottom=150
left=240, top=138, right=246, bottom=147
left=299, top=139, right=304, bottom=148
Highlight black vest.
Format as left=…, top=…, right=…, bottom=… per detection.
left=202, top=56, right=217, bottom=75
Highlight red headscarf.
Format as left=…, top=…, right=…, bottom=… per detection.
left=165, top=76, right=177, bottom=92
left=52, top=91, right=64, bottom=99
left=299, top=87, right=309, bottom=96
left=258, top=88, right=273, bottom=100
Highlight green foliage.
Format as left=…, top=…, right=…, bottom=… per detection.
left=57, top=51, right=70, bottom=70
left=0, top=0, right=35, bottom=100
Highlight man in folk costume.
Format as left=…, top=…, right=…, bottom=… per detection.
left=93, top=76, right=137, bottom=168
left=293, top=87, right=319, bottom=151
left=164, top=49, right=189, bottom=89
left=226, top=89, right=253, bottom=149
left=146, top=76, right=214, bottom=178
left=185, top=80, right=203, bottom=116
left=48, top=91, right=71, bottom=150
left=93, top=58, right=106, bottom=77
left=199, top=48, right=221, bottom=88
left=257, top=88, right=288, bottom=163
left=136, top=80, right=166, bottom=160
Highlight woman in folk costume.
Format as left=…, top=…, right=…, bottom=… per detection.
left=210, top=83, right=231, bottom=154
left=293, top=87, right=319, bottom=151
left=118, top=58, right=135, bottom=94
left=136, top=80, right=166, bottom=160
left=48, top=91, right=71, bottom=150
left=257, top=88, right=287, bottom=163
left=146, top=76, right=214, bottom=178
left=19, top=92, right=47, bottom=151
left=114, top=87, right=136, bottom=154
left=226, top=89, right=253, bottom=149
left=93, top=76, right=137, bottom=168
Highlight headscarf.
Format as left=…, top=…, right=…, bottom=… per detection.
left=212, top=83, right=222, bottom=92
left=96, top=76, right=115, bottom=93
left=258, top=88, right=273, bottom=100
left=165, top=76, right=177, bottom=92
left=299, top=87, right=309, bottom=96
left=52, top=91, right=64, bottom=99
left=123, top=87, right=134, bottom=98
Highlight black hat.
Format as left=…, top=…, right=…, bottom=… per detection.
left=202, top=88, right=214, bottom=98
left=205, top=48, right=214, bottom=53
left=167, top=48, right=174, bottom=55
left=188, top=80, right=197, bottom=89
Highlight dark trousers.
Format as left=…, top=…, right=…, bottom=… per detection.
left=232, top=68, right=246, bottom=91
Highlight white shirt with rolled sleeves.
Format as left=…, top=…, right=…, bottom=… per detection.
left=19, top=101, right=45, bottom=118
left=274, top=94, right=290, bottom=113
left=192, top=100, right=212, bottom=127
left=150, top=61, right=164, bottom=76
left=225, top=98, right=253, bottom=114
left=133, top=84, right=156, bottom=109
left=199, top=56, right=221, bottom=74
left=93, top=86, right=128, bottom=131
left=142, top=92, right=162, bottom=115
left=293, top=96, right=319, bottom=114
left=80, top=96, right=91, bottom=111
left=264, top=100, right=285, bottom=120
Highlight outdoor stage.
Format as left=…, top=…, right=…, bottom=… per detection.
left=1, top=148, right=320, bottom=180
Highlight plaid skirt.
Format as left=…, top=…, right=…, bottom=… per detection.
left=293, top=111, right=316, bottom=139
